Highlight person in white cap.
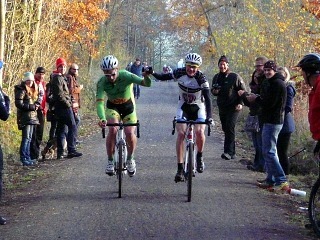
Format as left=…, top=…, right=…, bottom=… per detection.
left=14, top=72, right=40, bottom=166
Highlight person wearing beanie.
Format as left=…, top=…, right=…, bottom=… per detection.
left=218, top=55, right=228, bottom=64
left=14, top=72, right=40, bottom=166
left=211, top=55, right=246, bottom=160
left=66, top=63, right=83, bottom=144
left=30, top=67, right=47, bottom=162
left=0, top=61, right=10, bottom=225
left=50, top=58, right=82, bottom=159
left=238, top=56, right=268, bottom=172
left=247, top=60, right=289, bottom=192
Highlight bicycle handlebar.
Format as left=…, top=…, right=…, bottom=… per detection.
left=172, top=118, right=211, bottom=136
left=101, top=120, right=140, bottom=138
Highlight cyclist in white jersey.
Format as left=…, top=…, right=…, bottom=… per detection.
left=152, top=53, right=213, bottom=182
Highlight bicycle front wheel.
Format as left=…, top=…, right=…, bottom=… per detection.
left=117, top=143, right=124, bottom=198
left=309, top=178, right=320, bottom=236
left=187, top=142, right=194, bottom=202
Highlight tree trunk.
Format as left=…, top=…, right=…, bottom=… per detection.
left=0, top=0, right=5, bottom=86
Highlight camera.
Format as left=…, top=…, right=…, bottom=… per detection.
left=142, top=66, right=153, bottom=74
left=212, top=84, right=221, bottom=90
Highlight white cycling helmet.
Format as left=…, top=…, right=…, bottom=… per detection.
left=100, top=55, right=119, bottom=70
left=185, top=53, right=202, bottom=66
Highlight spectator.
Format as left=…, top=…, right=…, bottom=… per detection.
left=41, top=74, right=61, bottom=160
left=66, top=63, right=83, bottom=144
left=211, top=55, right=246, bottom=160
left=14, top=72, right=40, bottom=166
left=0, top=62, right=10, bottom=225
left=239, top=56, right=268, bottom=172
left=247, top=60, right=289, bottom=191
left=30, top=67, right=46, bottom=162
left=126, top=62, right=132, bottom=71
left=50, top=58, right=82, bottom=159
left=163, top=64, right=170, bottom=73
left=130, top=58, right=143, bottom=99
left=277, top=66, right=296, bottom=176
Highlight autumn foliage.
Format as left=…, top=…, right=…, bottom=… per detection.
left=59, top=1, right=109, bottom=58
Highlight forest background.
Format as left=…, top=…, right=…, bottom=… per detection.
left=0, top=0, right=320, bottom=187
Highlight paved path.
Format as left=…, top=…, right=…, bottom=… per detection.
left=0, top=81, right=315, bottom=240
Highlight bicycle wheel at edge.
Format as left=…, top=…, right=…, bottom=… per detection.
left=187, top=142, right=194, bottom=202
left=117, top=143, right=124, bottom=198
left=309, top=177, right=320, bottom=236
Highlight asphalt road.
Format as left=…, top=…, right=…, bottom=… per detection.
left=0, top=81, right=315, bottom=240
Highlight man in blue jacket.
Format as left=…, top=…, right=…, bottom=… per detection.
left=130, top=58, right=143, bottom=99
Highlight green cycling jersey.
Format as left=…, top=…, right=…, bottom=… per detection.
left=96, top=69, right=151, bottom=121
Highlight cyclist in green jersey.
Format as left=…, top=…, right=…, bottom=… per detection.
left=96, top=55, right=152, bottom=176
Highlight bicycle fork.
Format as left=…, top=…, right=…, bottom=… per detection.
left=115, top=129, right=128, bottom=176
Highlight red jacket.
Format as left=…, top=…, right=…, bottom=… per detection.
left=35, top=77, right=47, bottom=115
left=309, top=75, right=320, bottom=140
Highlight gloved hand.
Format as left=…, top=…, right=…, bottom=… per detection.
left=206, top=118, right=215, bottom=127
left=314, top=141, right=320, bottom=157
left=98, top=120, right=106, bottom=128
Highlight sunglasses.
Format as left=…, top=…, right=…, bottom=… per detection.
left=104, top=73, right=117, bottom=77
left=71, top=68, right=79, bottom=71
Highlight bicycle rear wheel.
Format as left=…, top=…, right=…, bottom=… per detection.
left=187, top=142, right=194, bottom=202
left=117, top=143, right=124, bottom=198
left=309, top=178, right=320, bottom=236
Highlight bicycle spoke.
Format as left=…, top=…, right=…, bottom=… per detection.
left=309, top=179, right=320, bottom=236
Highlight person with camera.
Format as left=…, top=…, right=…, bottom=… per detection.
left=151, top=53, right=213, bottom=182
left=0, top=60, right=10, bottom=225
left=96, top=55, right=152, bottom=176
left=211, top=55, right=246, bottom=160
left=296, top=54, right=320, bottom=162
left=238, top=56, right=268, bottom=172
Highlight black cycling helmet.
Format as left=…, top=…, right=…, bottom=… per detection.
left=296, top=53, right=320, bottom=74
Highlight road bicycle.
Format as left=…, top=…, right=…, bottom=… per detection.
left=102, top=120, right=140, bottom=198
left=172, top=117, right=211, bottom=202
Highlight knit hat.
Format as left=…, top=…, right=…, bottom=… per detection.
left=35, top=66, right=45, bottom=74
left=56, top=57, right=67, bottom=68
left=23, top=72, right=35, bottom=81
left=264, top=60, right=277, bottom=71
left=218, top=55, right=229, bottom=64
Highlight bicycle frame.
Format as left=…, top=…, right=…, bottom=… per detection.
left=102, top=121, right=140, bottom=198
left=172, top=117, right=210, bottom=202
